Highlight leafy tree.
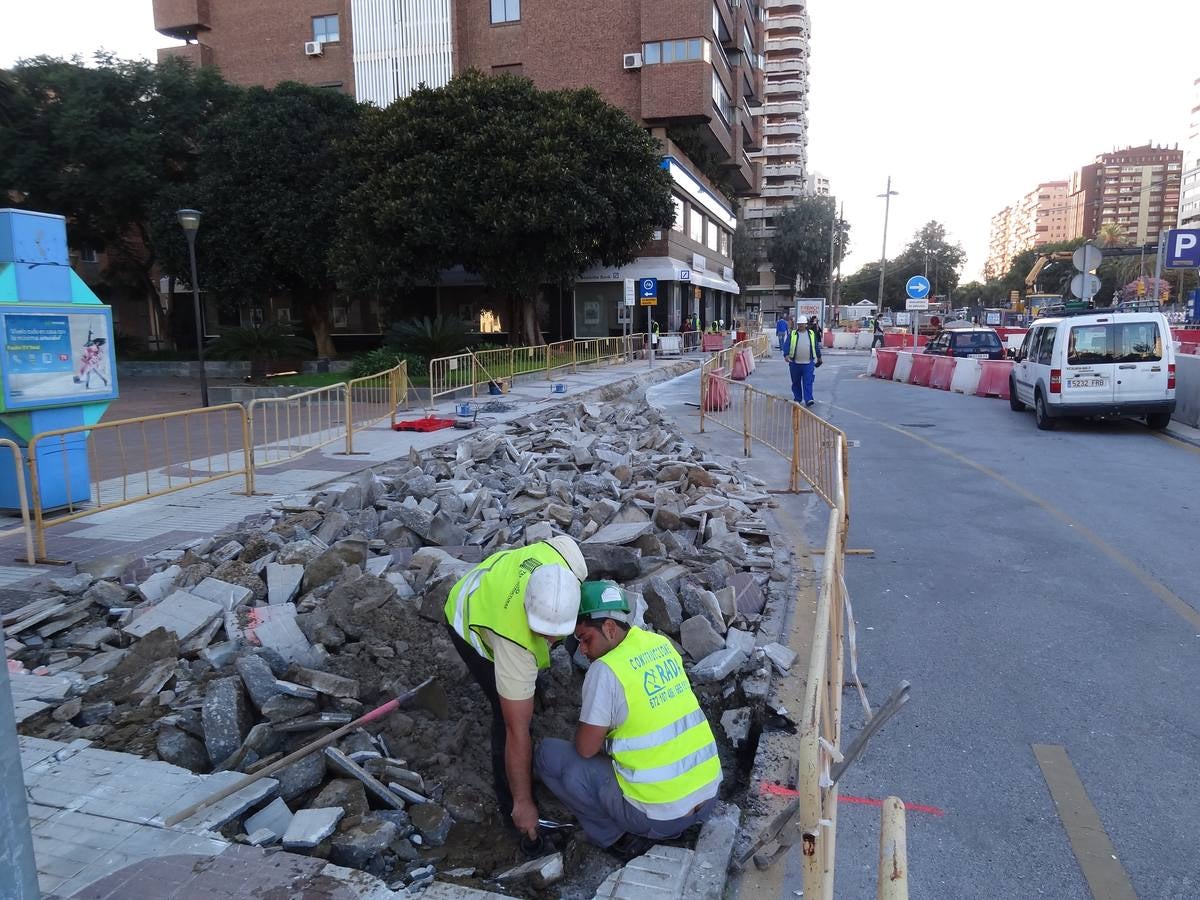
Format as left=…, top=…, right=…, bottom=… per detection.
left=731, top=219, right=759, bottom=292
left=151, top=82, right=361, bottom=357
left=0, top=55, right=237, bottom=337
left=335, top=71, right=674, bottom=345
left=894, top=221, right=965, bottom=298
left=767, top=196, right=841, bottom=296
left=385, top=316, right=471, bottom=360
left=1094, top=223, right=1123, bottom=247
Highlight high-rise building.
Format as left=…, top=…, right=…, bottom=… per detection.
left=983, top=181, right=1068, bottom=279
left=1066, top=144, right=1183, bottom=245
left=152, top=0, right=766, bottom=336
left=738, top=0, right=811, bottom=319
left=806, top=171, right=830, bottom=196
left=1179, top=76, right=1200, bottom=228
left=984, top=206, right=1012, bottom=280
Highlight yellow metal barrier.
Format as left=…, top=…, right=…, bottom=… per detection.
left=877, top=797, right=909, bottom=899
left=247, top=383, right=347, bottom=476
left=428, top=351, right=477, bottom=406
left=546, top=339, right=575, bottom=377
left=345, top=362, right=406, bottom=455
left=27, top=404, right=253, bottom=561
left=0, top=438, right=36, bottom=566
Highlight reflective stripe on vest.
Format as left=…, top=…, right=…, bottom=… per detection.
left=603, top=627, right=721, bottom=810
left=443, top=543, right=565, bottom=669
left=787, top=328, right=816, bottom=364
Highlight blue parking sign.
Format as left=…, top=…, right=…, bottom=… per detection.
left=1165, top=229, right=1200, bottom=269
left=638, top=278, right=658, bottom=299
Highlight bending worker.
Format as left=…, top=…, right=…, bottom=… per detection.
left=535, top=582, right=721, bottom=861
left=786, top=317, right=822, bottom=407
left=443, top=536, right=587, bottom=840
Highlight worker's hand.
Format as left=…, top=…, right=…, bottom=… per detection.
left=511, top=798, right=540, bottom=840
left=815, top=358, right=823, bottom=367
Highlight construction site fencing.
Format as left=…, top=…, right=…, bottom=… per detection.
left=698, top=353, right=905, bottom=898
left=0, top=439, right=36, bottom=566
left=428, top=351, right=478, bottom=406
left=346, top=361, right=408, bottom=454
left=546, top=339, right=575, bottom=376
left=27, top=404, right=253, bottom=561
left=247, top=383, right=348, bottom=479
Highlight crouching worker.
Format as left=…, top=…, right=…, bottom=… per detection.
left=443, top=536, right=587, bottom=840
left=535, top=582, right=722, bottom=861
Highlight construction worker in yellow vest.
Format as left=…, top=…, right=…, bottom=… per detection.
left=443, top=536, right=587, bottom=840
left=534, top=581, right=722, bottom=861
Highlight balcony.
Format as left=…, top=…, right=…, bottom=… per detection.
left=768, top=100, right=807, bottom=116
left=766, top=36, right=807, bottom=53
left=153, top=0, right=211, bottom=40
left=764, top=58, right=806, bottom=75
left=767, top=14, right=809, bottom=32
left=761, top=142, right=804, bottom=160
left=764, top=78, right=806, bottom=98
left=763, top=161, right=804, bottom=178
left=157, top=42, right=213, bottom=67
left=765, top=0, right=807, bottom=10
left=762, top=120, right=804, bottom=137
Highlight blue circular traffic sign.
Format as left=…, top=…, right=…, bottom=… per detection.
left=906, top=275, right=931, bottom=299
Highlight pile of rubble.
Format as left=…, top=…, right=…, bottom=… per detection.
left=7, top=399, right=793, bottom=896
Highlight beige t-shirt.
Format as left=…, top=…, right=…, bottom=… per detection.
left=480, top=628, right=539, bottom=701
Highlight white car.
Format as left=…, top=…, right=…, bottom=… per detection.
left=1009, top=303, right=1175, bottom=431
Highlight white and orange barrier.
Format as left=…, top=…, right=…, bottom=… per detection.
left=869, top=350, right=1013, bottom=402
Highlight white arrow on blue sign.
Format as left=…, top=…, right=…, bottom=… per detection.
left=639, top=278, right=658, bottom=299
left=1165, top=229, right=1200, bottom=269
left=906, top=275, right=931, bottom=299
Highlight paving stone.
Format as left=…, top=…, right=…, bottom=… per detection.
left=690, top=648, right=747, bottom=684
left=585, top=521, right=653, bottom=545
left=123, top=590, right=222, bottom=642
left=282, top=806, right=345, bottom=849
left=137, top=566, right=181, bottom=603
left=50, top=573, right=94, bottom=595
left=580, top=543, right=642, bottom=581
left=592, top=844, right=695, bottom=898
left=762, top=642, right=796, bottom=673
left=642, top=576, right=683, bottom=635
left=680, top=802, right=739, bottom=900
left=227, top=603, right=317, bottom=666
left=202, top=676, right=252, bottom=766
left=323, top=747, right=406, bottom=809
left=275, top=749, right=327, bottom=800
left=310, top=778, right=369, bottom=818
left=496, top=851, right=564, bottom=887
left=287, top=666, right=360, bottom=699
left=329, top=815, right=399, bottom=873
left=157, top=726, right=209, bottom=772
left=680, top=584, right=726, bottom=635
left=191, top=577, right=253, bottom=611
left=235, top=654, right=284, bottom=709
left=679, top=616, right=725, bottom=661
left=728, top=572, right=765, bottom=615
left=261, top=693, right=318, bottom=722
left=723, top=627, right=756, bottom=657
left=410, top=802, right=453, bottom=847
left=244, top=797, right=293, bottom=843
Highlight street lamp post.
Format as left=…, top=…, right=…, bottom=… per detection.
left=176, top=209, right=209, bottom=407
left=877, top=177, right=899, bottom=341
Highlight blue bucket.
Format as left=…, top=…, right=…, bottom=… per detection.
left=551, top=383, right=567, bottom=394
left=456, top=402, right=473, bottom=417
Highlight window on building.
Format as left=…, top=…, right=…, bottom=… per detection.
left=706, top=219, right=718, bottom=251
left=491, top=0, right=520, bottom=24
left=643, top=38, right=705, bottom=64
left=672, top=196, right=685, bottom=231
left=719, top=230, right=729, bottom=257
left=78, top=247, right=98, bottom=263
left=689, top=209, right=704, bottom=243
left=312, top=14, right=340, bottom=43
left=492, top=63, right=523, bottom=76
left=479, top=309, right=503, bottom=333
left=711, top=69, right=733, bottom=124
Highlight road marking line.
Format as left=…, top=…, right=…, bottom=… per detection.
left=759, top=782, right=946, bottom=816
left=832, top=403, right=1200, bottom=630
left=1032, top=744, right=1138, bottom=900
left=1152, top=431, right=1200, bottom=455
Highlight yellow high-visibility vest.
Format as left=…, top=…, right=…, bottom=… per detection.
left=787, top=328, right=817, bottom=363
left=443, top=543, right=566, bottom=668
left=602, top=627, right=721, bottom=814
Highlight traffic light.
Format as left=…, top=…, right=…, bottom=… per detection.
left=1136, top=280, right=1146, bottom=297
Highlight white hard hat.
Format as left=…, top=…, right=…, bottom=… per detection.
left=545, top=535, right=588, bottom=581
left=524, top=564, right=582, bottom=636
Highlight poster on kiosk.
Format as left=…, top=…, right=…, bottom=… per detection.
left=0, top=208, right=120, bottom=515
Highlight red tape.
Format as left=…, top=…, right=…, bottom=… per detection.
left=759, top=781, right=945, bottom=817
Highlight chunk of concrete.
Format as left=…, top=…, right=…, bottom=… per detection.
left=762, top=642, right=796, bottom=673
left=323, top=747, right=406, bottom=809
left=202, top=676, right=252, bottom=766
left=690, top=648, right=747, bottom=684
left=410, top=802, right=453, bottom=847
left=245, top=797, right=293, bottom=844
left=123, top=590, right=222, bottom=642
left=729, top=572, right=766, bottom=616
left=330, top=815, right=399, bottom=873
left=287, top=666, right=359, bottom=699
left=275, top=750, right=326, bottom=800
left=584, top=521, right=652, bottom=545
left=235, top=654, right=284, bottom=708
left=157, top=726, right=209, bottom=773
left=137, top=565, right=181, bottom=603
left=191, top=577, right=253, bottom=611
left=680, top=584, right=726, bottom=635
left=720, top=707, right=751, bottom=744
left=310, top=778, right=369, bottom=819
left=50, top=573, right=94, bottom=595
left=580, top=543, right=641, bottom=581
left=283, top=807, right=345, bottom=850
left=496, top=852, right=564, bottom=887
left=226, top=603, right=316, bottom=666
left=679, top=616, right=725, bottom=661
left=724, top=627, right=756, bottom=658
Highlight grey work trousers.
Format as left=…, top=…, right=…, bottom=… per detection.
left=534, top=737, right=717, bottom=848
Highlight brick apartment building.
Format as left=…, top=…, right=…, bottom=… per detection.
left=984, top=181, right=1069, bottom=279
left=1066, top=143, right=1183, bottom=247
left=152, top=0, right=767, bottom=341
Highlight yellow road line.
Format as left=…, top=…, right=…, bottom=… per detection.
left=1033, top=744, right=1138, bottom=900
left=832, top=403, right=1200, bottom=630
left=1152, top=431, right=1200, bottom=455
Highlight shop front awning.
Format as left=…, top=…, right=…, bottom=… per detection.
left=576, top=257, right=740, bottom=294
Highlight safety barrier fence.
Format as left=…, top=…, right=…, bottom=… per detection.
left=15, top=363, right=406, bottom=562
left=426, top=333, right=662, bottom=407
left=698, top=345, right=906, bottom=898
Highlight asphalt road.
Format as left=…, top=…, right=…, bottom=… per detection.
left=772, top=352, right=1200, bottom=900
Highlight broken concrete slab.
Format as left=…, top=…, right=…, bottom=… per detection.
left=191, top=577, right=253, bottom=611
left=496, top=852, right=564, bottom=887
left=310, top=778, right=369, bottom=819
left=584, top=521, right=652, bottom=545
left=679, top=616, right=725, bottom=662
left=719, top=707, right=751, bottom=744
left=137, top=565, right=181, bottom=603
left=723, top=627, right=756, bottom=658
left=728, top=572, right=766, bottom=615
left=287, top=666, right=359, bottom=699
left=410, top=802, right=453, bottom=847
left=323, top=747, right=406, bottom=810
left=244, top=796, right=293, bottom=844
left=235, top=654, right=284, bottom=709
left=282, top=806, right=345, bottom=850
left=202, top=676, right=252, bottom=766
left=124, top=590, right=222, bottom=642
left=762, top=642, right=796, bottom=673
left=226, top=603, right=317, bottom=667
left=690, top=648, right=747, bottom=684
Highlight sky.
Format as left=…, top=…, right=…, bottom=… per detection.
left=2, top=1, right=1196, bottom=282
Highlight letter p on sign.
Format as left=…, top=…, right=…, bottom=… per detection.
left=1166, top=229, right=1200, bottom=268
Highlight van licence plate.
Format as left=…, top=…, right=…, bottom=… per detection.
left=1068, top=378, right=1107, bottom=388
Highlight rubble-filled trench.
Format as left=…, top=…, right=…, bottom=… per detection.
left=8, top=397, right=797, bottom=898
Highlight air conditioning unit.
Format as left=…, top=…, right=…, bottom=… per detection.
left=304, top=41, right=323, bottom=57
left=623, top=52, right=643, bottom=71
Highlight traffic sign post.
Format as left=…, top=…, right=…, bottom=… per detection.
left=905, top=277, right=930, bottom=344
left=638, top=278, right=658, bottom=368
left=1165, top=229, right=1200, bottom=269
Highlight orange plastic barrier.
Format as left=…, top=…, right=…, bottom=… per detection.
left=930, top=355, right=956, bottom=390
left=744, top=348, right=756, bottom=374
left=702, top=334, right=725, bottom=352
left=976, top=360, right=1014, bottom=398
left=874, top=350, right=898, bottom=379
left=731, top=351, right=749, bottom=381
left=909, top=353, right=936, bottom=386
left=823, top=331, right=835, bottom=348
left=1180, top=342, right=1199, bottom=356
left=883, top=333, right=921, bottom=349
left=704, top=369, right=731, bottom=410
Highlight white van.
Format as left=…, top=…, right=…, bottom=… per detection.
left=1009, top=303, right=1175, bottom=431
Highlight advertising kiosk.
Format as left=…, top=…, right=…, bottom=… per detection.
left=0, top=209, right=118, bottom=511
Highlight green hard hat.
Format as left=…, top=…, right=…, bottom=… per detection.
left=579, top=580, right=631, bottom=621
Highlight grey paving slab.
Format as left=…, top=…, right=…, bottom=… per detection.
left=591, top=844, right=695, bottom=899
left=122, top=589, right=222, bottom=641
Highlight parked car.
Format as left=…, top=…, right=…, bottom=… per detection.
left=922, top=326, right=1006, bottom=360
left=1009, top=302, right=1175, bottom=431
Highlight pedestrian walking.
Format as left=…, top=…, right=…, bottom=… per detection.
left=786, top=320, right=821, bottom=406
left=871, top=316, right=885, bottom=349
left=443, top=536, right=587, bottom=840
left=535, top=583, right=721, bottom=862
left=775, top=313, right=790, bottom=356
